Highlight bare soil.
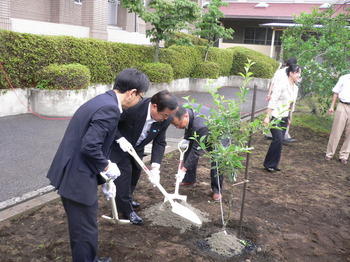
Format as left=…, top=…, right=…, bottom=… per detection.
left=1, top=125, right=350, bottom=262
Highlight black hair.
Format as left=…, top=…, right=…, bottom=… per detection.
left=173, top=106, right=187, bottom=120
left=286, top=58, right=297, bottom=67
left=286, top=64, right=302, bottom=76
left=151, top=90, right=178, bottom=112
left=113, top=68, right=149, bottom=94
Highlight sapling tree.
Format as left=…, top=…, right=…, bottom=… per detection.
left=185, top=60, right=275, bottom=231
left=193, top=0, right=234, bottom=61
left=122, top=0, right=201, bottom=62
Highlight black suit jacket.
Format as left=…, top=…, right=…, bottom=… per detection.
left=112, top=97, right=171, bottom=164
left=183, top=105, right=210, bottom=169
left=47, top=90, right=121, bottom=206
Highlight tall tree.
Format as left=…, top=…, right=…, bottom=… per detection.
left=122, top=0, right=201, bottom=62
left=282, top=5, right=350, bottom=114
left=194, top=0, right=234, bottom=61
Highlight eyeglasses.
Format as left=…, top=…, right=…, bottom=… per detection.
left=137, top=92, right=144, bottom=101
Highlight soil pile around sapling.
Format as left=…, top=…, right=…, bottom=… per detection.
left=1, top=125, right=350, bottom=262
left=142, top=200, right=210, bottom=233
left=206, top=231, right=245, bottom=257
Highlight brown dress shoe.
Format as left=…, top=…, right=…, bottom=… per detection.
left=179, top=182, right=195, bottom=186
left=212, top=193, right=222, bottom=202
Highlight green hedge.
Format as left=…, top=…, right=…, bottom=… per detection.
left=0, top=30, right=279, bottom=89
left=159, top=45, right=203, bottom=79
left=229, top=46, right=279, bottom=79
left=38, top=63, right=90, bottom=90
left=191, top=61, right=220, bottom=79
left=0, top=30, right=154, bottom=89
left=139, top=63, right=174, bottom=83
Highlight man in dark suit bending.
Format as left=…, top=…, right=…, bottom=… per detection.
left=110, top=90, right=178, bottom=225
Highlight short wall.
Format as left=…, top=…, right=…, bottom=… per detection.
left=29, top=84, right=111, bottom=117
left=1, top=76, right=270, bottom=117
left=0, top=88, right=29, bottom=117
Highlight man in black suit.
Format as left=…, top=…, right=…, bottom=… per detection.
left=171, top=105, right=228, bottom=202
left=46, top=68, right=149, bottom=262
left=110, top=90, right=178, bottom=225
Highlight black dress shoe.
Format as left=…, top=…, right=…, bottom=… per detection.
left=265, top=167, right=275, bottom=172
left=132, top=200, right=140, bottom=208
left=97, top=257, right=112, bottom=262
left=274, top=167, right=282, bottom=171
left=124, top=211, right=144, bottom=225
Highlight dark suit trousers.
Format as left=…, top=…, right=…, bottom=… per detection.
left=114, top=153, right=142, bottom=215
left=264, top=117, right=288, bottom=169
left=183, top=149, right=223, bottom=193
left=61, top=196, right=98, bottom=262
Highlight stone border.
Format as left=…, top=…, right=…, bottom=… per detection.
left=1, top=76, right=270, bottom=117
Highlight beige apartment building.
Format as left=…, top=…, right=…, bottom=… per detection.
left=0, top=0, right=154, bottom=45
left=0, top=0, right=348, bottom=58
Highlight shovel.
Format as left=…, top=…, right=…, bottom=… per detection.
left=165, top=141, right=189, bottom=202
left=100, top=172, right=131, bottom=225
left=126, top=146, right=202, bottom=225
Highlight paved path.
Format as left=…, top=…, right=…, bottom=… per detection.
left=0, top=86, right=268, bottom=210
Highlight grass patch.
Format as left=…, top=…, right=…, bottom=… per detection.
left=292, top=97, right=333, bottom=135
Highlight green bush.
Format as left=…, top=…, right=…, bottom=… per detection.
left=164, top=31, right=208, bottom=48
left=229, top=46, right=279, bottom=78
left=205, top=47, right=235, bottom=76
left=139, top=63, right=174, bottom=83
left=37, top=63, right=90, bottom=90
left=0, top=30, right=153, bottom=89
left=191, top=61, right=220, bottom=79
left=0, top=30, right=279, bottom=88
left=159, top=45, right=202, bottom=79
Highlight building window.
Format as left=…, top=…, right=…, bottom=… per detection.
left=244, top=27, right=282, bottom=45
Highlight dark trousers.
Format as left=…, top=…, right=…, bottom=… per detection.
left=183, top=148, right=223, bottom=194
left=61, top=196, right=98, bottom=262
left=113, top=153, right=142, bottom=215
left=264, top=117, right=288, bottom=169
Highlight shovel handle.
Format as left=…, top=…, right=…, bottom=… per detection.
left=100, top=172, right=120, bottom=220
left=126, top=147, right=176, bottom=205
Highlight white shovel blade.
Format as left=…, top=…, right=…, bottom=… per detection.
left=171, top=201, right=202, bottom=225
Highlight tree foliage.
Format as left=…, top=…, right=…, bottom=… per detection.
left=193, top=0, right=234, bottom=61
left=185, top=60, right=274, bottom=230
left=122, top=0, right=201, bottom=62
left=282, top=6, right=350, bottom=114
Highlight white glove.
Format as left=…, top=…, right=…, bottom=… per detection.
left=179, top=139, right=189, bottom=149
left=102, top=182, right=116, bottom=200
left=102, top=160, right=120, bottom=181
left=175, top=169, right=186, bottom=182
left=148, top=168, right=160, bottom=187
left=116, top=137, right=133, bottom=152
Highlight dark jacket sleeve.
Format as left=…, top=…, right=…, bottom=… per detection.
left=183, top=126, right=208, bottom=170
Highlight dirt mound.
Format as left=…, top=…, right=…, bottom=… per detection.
left=1, top=125, right=349, bottom=262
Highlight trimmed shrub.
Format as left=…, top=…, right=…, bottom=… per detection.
left=37, top=63, right=90, bottom=90
left=159, top=45, right=202, bottom=79
left=191, top=61, right=220, bottom=79
left=139, top=63, right=174, bottom=83
left=164, top=31, right=208, bottom=48
left=205, top=47, right=235, bottom=76
left=229, top=46, right=279, bottom=79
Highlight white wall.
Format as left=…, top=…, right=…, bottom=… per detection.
left=1, top=76, right=270, bottom=117
left=11, top=18, right=90, bottom=38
